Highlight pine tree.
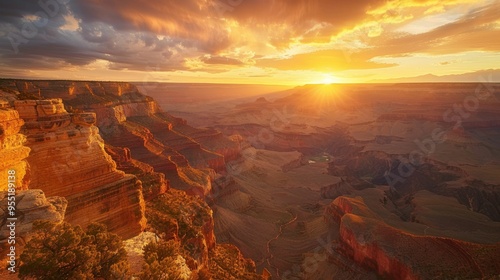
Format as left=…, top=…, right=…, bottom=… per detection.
left=140, top=239, right=190, bottom=280
left=19, top=221, right=129, bottom=280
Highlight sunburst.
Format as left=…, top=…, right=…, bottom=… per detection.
left=321, top=74, right=340, bottom=84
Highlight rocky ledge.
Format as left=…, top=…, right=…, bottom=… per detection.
left=0, top=107, right=30, bottom=191
left=326, top=193, right=500, bottom=279
left=13, top=97, right=146, bottom=238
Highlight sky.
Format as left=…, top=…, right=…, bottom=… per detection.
left=0, top=0, right=499, bottom=85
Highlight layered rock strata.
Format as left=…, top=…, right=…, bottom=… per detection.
left=14, top=98, right=146, bottom=238
left=105, top=145, right=168, bottom=200
left=0, top=91, right=67, bottom=250
left=0, top=107, right=30, bottom=191
left=327, top=195, right=500, bottom=279
left=2, top=80, right=240, bottom=198
left=0, top=80, right=265, bottom=278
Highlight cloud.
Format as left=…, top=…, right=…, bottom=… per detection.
left=361, top=2, right=500, bottom=57
left=256, top=49, right=396, bottom=71
left=201, top=55, right=244, bottom=66
left=229, top=0, right=386, bottom=29
left=0, top=0, right=232, bottom=72
left=69, top=0, right=234, bottom=53
left=0, top=0, right=498, bottom=79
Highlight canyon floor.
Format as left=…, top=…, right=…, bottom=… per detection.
left=143, top=82, right=500, bottom=279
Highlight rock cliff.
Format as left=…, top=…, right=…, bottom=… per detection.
left=0, top=90, right=67, bottom=251
left=1, top=80, right=240, bottom=198
left=13, top=98, right=146, bottom=238
left=327, top=194, right=500, bottom=279
left=0, top=190, right=67, bottom=246
left=105, top=145, right=168, bottom=200
left=147, top=188, right=262, bottom=279
left=0, top=79, right=261, bottom=279
left=0, top=106, right=30, bottom=191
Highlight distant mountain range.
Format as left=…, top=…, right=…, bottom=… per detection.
left=371, top=69, right=500, bottom=83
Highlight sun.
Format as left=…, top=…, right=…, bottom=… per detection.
left=321, top=74, right=340, bottom=84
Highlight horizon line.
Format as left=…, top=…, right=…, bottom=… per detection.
left=1, top=77, right=499, bottom=87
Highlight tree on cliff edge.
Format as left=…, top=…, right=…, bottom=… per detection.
left=139, top=239, right=192, bottom=280
left=19, top=221, right=129, bottom=280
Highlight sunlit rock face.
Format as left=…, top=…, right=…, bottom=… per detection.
left=105, top=144, right=169, bottom=200
left=0, top=92, right=67, bottom=249
left=1, top=80, right=240, bottom=198
left=0, top=107, right=30, bottom=191
left=0, top=80, right=266, bottom=279
left=14, top=98, right=146, bottom=238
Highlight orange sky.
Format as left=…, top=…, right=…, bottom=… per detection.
left=0, top=0, right=499, bottom=85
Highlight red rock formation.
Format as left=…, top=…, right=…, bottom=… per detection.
left=328, top=196, right=500, bottom=279
left=126, top=114, right=229, bottom=172
left=0, top=107, right=30, bottom=191
left=2, top=80, right=240, bottom=199
left=0, top=80, right=264, bottom=279
left=14, top=99, right=146, bottom=238
left=147, top=188, right=262, bottom=278
left=0, top=91, right=67, bottom=249
left=105, top=145, right=168, bottom=200
left=0, top=80, right=141, bottom=101
left=100, top=120, right=213, bottom=197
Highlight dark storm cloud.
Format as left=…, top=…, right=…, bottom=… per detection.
left=0, top=0, right=195, bottom=72
left=0, top=0, right=69, bottom=23
left=69, top=0, right=233, bottom=53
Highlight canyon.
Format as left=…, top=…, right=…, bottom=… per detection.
left=145, top=82, right=500, bottom=279
left=0, top=79, right=262, bottom=279
left=1, top=80, right=499, bottom=279
left=14, top=98, right=146, bottom=238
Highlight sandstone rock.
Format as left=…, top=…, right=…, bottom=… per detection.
left=0, top=79, right=266, bottom=279
left=0, top=189, right=66, bottom=244
left=64, top=175, right=146, bottom=239
left=329, top=194, right=500, bottom=279
left=13, top=98, right=146, bottom=238
left=105, top=145, right=168, bottom=200
left=0, top=108, right=30, bottom=191
left=3, top=80, right=238, bottom=199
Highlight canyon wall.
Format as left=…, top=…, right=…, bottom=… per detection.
left=327, top=195, right=500, bottom=279
left=0, top=106, right=30, bottom=191
left=0, top=91, right=67, bottom=252
left=1, top=80, right=240, bottom=198
left=14, top=98, right=146, bottom=238
left=0, top=80, right=266, bottom=278
left=105, top=145, right=169, bottom=200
